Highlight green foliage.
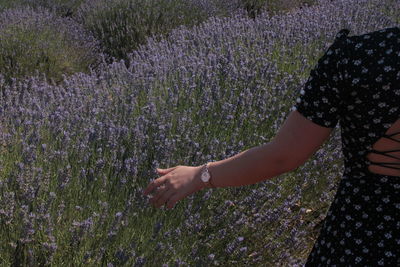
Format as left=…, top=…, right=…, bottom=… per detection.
left=0, top=0, right=385, bottom=265
left=0, top=0, right=18, bottom=12
left=239, top=0, right=318, bottom=18
left=0, top=0, right=86, bottom=17
left=0, top=7, right=101, bottom=87
left=75, top=0, right=211, bottom=67
left=380, top=0, right=400, bottom=24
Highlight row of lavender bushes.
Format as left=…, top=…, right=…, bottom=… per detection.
left=0, top=0, right=313, bottom=88
left=0, top=0, right=218, bottom=87
left=0, top=0, right=398, bottom=266
left=0, top=6, right=102, bottom=86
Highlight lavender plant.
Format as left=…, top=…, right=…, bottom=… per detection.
left=0, top=0, right=85, bottom=18
left=0, top=0, right=397, bottom=266
left=0, top=6, right=102, bottom=87
left=237, top=0, right=287, bottom=19
left=380, top=0, right=400, bottom=24
left=213, top=0, right=317, bottom=20
left=74, top=0, right=213, bottom=67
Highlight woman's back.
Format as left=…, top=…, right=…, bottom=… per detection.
left=294, top=27, right=400, bottom=266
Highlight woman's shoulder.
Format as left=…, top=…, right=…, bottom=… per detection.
left=330, top=27, right=400, bottom=62
left=338, top=27, right=400, bottom=44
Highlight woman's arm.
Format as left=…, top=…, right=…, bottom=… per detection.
left=206, top=142, right=288, bottom=188
left=143, top=110, right=334, bottom=209
left=207, top=110, right=335, bottom=188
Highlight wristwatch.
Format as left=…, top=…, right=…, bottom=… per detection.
left=200, top=163, right=214, bottom=188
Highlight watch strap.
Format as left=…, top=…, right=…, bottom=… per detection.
left=203, top=163, right=214, bottom=188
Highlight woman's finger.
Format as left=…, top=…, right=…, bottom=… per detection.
left=166, top=194, right=180, bottom=210
left=150, top=184, right=169, bottom=205
left=143, top=176, right=167, bottom=196
left=155, top=189, right=176, bottom=209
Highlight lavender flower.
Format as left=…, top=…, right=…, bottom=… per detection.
left=0, top=0, right=396, bottom=266
left=0, top=5, right=102, bottom=86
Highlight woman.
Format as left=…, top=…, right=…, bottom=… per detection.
left=143, top=27, right=400, bottom=265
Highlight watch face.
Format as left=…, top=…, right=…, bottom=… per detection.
left=201, top=172, right=210, bottom=182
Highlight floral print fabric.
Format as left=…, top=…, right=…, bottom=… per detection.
left=293, top=27, right=400, bottom=266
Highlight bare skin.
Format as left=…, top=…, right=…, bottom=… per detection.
left=143, top=110, right=336, bottom=210
left=366, top=118, right=400, bottom=177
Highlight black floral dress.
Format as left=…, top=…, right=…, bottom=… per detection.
left=293, top=27, right=400, bottom=266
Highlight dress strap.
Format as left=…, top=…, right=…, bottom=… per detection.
left=384, top=131, right=400, bottom=140
left=368, top=131, right=400, bottom=170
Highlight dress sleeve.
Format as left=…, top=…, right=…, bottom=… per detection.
left=293, top=29, right=349, bottom=128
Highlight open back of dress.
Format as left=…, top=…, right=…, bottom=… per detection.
left=293, top=27, right=400, bottom=266
left=367, top=121, right=400, bottom=177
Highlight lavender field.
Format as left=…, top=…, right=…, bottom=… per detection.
left=0, top=0, right=398, bottom=266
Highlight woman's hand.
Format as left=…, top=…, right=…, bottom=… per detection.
left=142, top=165, right=205, bottom=210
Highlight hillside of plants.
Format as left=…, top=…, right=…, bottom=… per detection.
left=0, top=0, right=398, bottom=266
